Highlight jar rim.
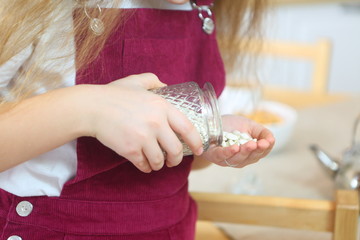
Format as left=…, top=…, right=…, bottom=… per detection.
left=202, top=82, right=223, bottom=148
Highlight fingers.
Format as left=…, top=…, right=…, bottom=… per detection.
left=121, top=147, right=153, bottom=173
left=125, top=119, right=187, bottom=172
left=223, top=141, right=257, bottom=168
left=249, top=124, right=275, bottom=145
left=207, top=139, right=269, bottom=168
left=134, top=73, right=167, bottom=89
left=205, top=144, right=239, bottom=165
left=133, top=157, right=152, bottom=173
left=157, top=127, right=184, bottom=168
left=138, top=104, right=192, bottom=170
left=217, top=115, right=276, bottom=168
left=130, top=131, right=185, bottom=172
left=105, top=74, right=212, bottom=171
left=136, top=128, right=185, bottom=172
left=246, top=138, right=275, bottom=162
left=167, top=105, right=204, bottom=156
left=247, top=129, right=275, bottom=162
left=261, top=130, right=276, bottom=150
left=129, top=117, right=184, bottom=172
left=113, top=73, right=167, bottom=90
left=140, top=133, right=165, bottom=171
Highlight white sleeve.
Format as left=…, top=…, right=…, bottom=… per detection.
left=0, top=1, right=76, bottom=98
left=0, top=44, right=34, bottom=88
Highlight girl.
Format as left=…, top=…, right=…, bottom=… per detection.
left=0, top=0, right=274, bottom=239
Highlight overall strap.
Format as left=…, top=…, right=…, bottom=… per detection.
left=191, top=0, right=215, bottom=35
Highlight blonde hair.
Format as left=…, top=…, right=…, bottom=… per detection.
left=0, top=0, right=123, bottom=108
left=0, top=0, right=266, bottom=107
left=215, top=0, right=267, bottom=73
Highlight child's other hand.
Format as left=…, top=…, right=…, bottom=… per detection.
left=201, top=115, right=275, bottom=168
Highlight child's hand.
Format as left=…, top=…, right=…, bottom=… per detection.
left=201, top=114, right=275, bottom=168
left=84, top=73, right=203, bottom=173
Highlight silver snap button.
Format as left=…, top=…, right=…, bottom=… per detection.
left=7, top=236, right=22, bottom=240
left=16, top=200, right=33, bottom=217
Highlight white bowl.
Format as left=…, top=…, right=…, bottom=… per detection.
left=255, top=101, right=298, bottom=153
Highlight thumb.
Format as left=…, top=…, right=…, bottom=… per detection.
left=122, top=73, right=167, bottom=90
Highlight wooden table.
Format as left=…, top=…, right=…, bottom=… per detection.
left=189, top=95, right=360, bottom=240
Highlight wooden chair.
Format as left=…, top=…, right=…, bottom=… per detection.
left=227, top=38, right=347, bottom=109
left=192, top=189, right=359, bottom=240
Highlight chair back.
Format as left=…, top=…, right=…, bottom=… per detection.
left=226, top=38, right=346, bottom=108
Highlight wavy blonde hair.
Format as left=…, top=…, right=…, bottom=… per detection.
left=0, top=0, right=266, bottom=107
left=215, top=0, right=267, bottom=73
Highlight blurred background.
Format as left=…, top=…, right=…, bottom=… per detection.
left=192, top=1, right=360, bottom=239
left=262, top=0, right=360, bottom=94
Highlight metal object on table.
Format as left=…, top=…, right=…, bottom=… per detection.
left=310, top=113, right=360, bottom=191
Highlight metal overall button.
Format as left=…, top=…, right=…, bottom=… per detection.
left=7, top=236, right=22, bottom=240
left=190, top=0, right=215, bottom=34
left=16, top=201, right=33, bottom=217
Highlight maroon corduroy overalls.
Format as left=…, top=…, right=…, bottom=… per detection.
left=0, top=1, right=225, bottom=239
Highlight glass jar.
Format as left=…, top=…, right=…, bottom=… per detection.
left=150, top=81, right=223, bottom=156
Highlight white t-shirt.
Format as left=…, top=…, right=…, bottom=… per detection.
left=0, top=0, right=193, bottom=197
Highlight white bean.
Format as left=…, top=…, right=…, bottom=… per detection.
left=222, top=130, right=257, bottom=147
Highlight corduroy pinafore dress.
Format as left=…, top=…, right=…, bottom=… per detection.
left=0, top=1, right=225, bottom=239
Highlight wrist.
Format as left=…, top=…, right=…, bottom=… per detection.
left=192, top=155, right=212, bottom=170
left=67, top=84, right=102, bottom=138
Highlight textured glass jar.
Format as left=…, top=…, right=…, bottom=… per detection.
left=150, top=82, right=223, bottom=156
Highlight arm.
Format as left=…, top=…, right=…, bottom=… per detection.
left=0, top=85, right=88, bottom=171
left=0, top=73, right=204, bottom=173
